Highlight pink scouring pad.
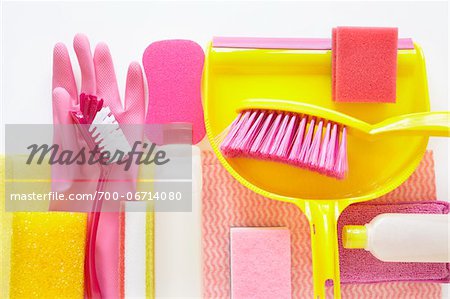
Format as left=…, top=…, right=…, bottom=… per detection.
left=230, top=227, right=292, bottom=299
left=332, top=27, right=398, bottom=103
left=143, top=40, right=205, bottom=144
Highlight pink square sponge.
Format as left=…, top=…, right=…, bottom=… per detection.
left=230, top=227, right=292, bottom=299
left=332, top=27, right=398, bottom=103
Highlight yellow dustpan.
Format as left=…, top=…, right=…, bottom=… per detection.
left=203, top=40, right=436, bottom=298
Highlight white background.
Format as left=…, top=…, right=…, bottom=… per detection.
left=1, top=1, right=449, bottom=298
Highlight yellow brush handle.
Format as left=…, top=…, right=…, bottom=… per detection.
left=371, top=112, right=450, bottom=137
left=299, top=200, right=345, bottom=299
left=239, top=99, right=450, bottom=137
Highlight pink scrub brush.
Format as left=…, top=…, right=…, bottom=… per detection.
left=220, top=109, right=348, bottom=179
left=71, top=94, right=131, bottom=298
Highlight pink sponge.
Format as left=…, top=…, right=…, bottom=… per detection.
left=143, top=40, right=205, bottom=144
left=230, top=227, right=292, bottom=299
left=332, top=27, right=398, bottom=103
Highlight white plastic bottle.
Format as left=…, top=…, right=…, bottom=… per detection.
left=153, top=124, right=203, bottom=298
left=343, top=213, right=450, bottom=262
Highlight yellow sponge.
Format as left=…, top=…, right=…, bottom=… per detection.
left=1, top=156, right=87, bottom=298
left=9, top=212, right=87, bottom=298
left=1, top=156, right=12, bottom=299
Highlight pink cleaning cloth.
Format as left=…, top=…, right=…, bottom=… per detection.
left=202, top=151, right=446, bottom=298
left=332, top=27, right=398, bottom=103
left=230, top=228, right=292, bottom=299
left=339, top=201, right=449, bottom=284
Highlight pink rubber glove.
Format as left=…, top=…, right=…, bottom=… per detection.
left=52, top=34, right=145, bottom=298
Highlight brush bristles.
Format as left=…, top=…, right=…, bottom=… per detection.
left=89, top=107, right=132, bottom=163
left=220, top=110, right=348, bottom=179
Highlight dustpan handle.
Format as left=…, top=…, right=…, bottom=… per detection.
left=302, top=201, right=343, bottom=299
left=372, top=111, right=450, bottom=137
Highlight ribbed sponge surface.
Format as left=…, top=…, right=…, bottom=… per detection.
left=9, top=212, right=87, bottom=298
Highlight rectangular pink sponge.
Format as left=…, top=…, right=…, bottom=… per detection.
left=333, top=27, right=398, bottom=103
left=230, top=228, right=292, bottom=299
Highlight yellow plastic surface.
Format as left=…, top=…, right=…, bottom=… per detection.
left=203, top=43, right=430, bottom=298
left=342, top=225, right=368, bottom=249
left=137, top=164, right=155, bottom=299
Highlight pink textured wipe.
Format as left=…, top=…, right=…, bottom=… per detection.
left=143, top=40, right=206, bottom=144
left=230, top=228, right=292, bottom=299
left=332, top=27, right=398, bottom=103
left=202, top=151, right=445, bottom=299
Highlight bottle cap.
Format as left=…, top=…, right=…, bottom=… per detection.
left=162, top=123, right=193, bottom=145
left=146, top=123, right=193, bottom=145
left=343, top=225, right=367, bottom=249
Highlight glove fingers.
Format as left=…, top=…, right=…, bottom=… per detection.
left=52, top=87, right=79, bottom=152
left=53, top=43, right=78, bottom=105
left=52, top=87, right=73, bottom=125
left=93, top=42, right=121, bottom=110
left=123, top=62, right=145, bottom=124
left=74, top=34, right=96, bottom=95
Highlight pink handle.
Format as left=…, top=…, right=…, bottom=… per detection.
left=212, top=36, right=414, bottom=50
left=85, top=167, right=111, bottom=299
